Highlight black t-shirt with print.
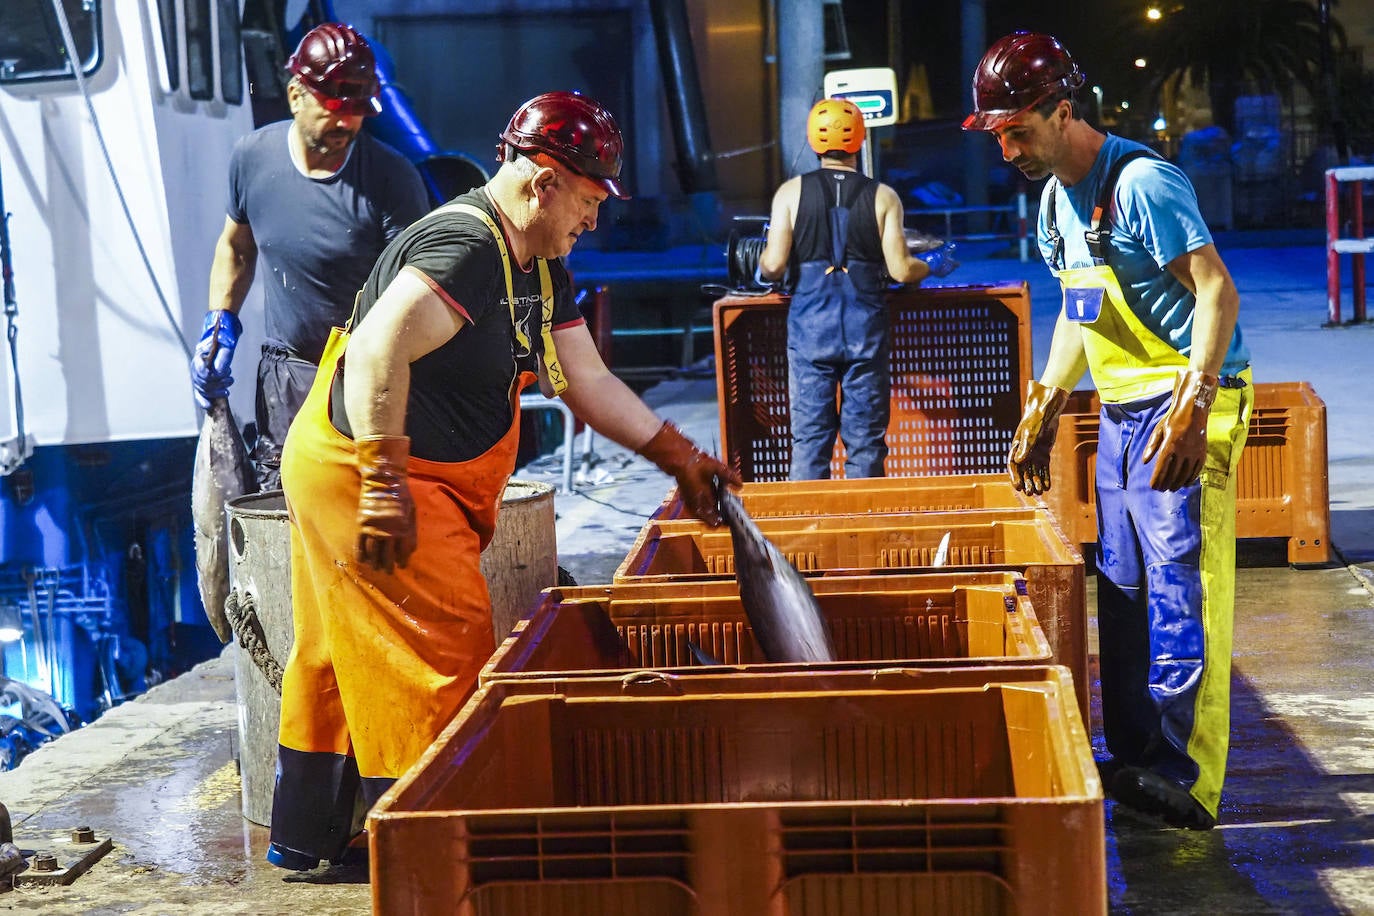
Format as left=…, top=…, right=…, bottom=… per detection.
left=331, top=188, right=583, bottom=462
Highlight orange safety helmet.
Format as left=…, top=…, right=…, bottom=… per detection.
left=807, top=98, right=866, bottom=155
left=498, top=91, right=630, bottom=199
left=286, top=22, right=382, bottom=116
left=962, top=32, right=1084, bottom=131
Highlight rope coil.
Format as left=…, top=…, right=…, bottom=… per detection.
left=224, top=590, right=284, bottom=694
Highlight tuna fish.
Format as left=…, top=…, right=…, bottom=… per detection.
left=192, top=397, right=256, bottom=643
left=716, top=482, right=836, bottom=663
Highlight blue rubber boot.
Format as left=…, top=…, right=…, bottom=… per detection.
left=266, top=842, right=320, bottom=871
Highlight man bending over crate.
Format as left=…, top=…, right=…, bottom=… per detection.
left=965, top=32, right=1252, bottom=829
left=264, top=91, right=738, bottom=871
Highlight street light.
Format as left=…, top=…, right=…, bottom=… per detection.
left=1134, top=58, right=1148, bottom=69
left=1146, top=7, right=1163, bottom=20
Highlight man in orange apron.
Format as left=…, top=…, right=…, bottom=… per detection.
left=265, top=91, right=740, bottom=870
left=966, top=33, right=1252, bottom=830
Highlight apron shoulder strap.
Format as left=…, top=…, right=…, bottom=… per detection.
left=1046, top=179, right=1065, bottom=270
left=442, top=203, right=567, bottom=396
left=1085, top=149, right=1163, bottom=265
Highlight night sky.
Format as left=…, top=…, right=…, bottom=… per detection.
left=840, top=0, right=1154, bottom=121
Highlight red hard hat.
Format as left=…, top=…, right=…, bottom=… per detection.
left=807, top=99, right=865, bottom=155
left=962, top=32, right=1084, bottom=131
left=286, top=23, right=381, bottom=117
left=499, top=91, right=629, bottom=199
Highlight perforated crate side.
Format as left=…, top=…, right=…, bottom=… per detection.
left=654, top=473, right=1037, bottom=521
left=714, top=286, right=1033, bottom=483
left=480, top=575, right=1049, bottom=683
left=1045, top=382, right=1331, bottom=564
left=715, top=297, right=792, bottom=482
left=610, top=510, right=1089, bottom=723
left=371, top=667, right=1105, bottom=916
left=874, top=292, right=1029, bottom=478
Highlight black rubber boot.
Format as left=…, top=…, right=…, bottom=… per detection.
left=1096, top=757, right=1125, bottom=798
left=1111, top=766, right=1218, bottom=830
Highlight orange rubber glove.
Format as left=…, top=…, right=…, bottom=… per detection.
left=1007, top=380, right=1070, bottom=496
left=355, top=435, right=417, bottom=572
left=638, top=421, right=742, bottom=527
left=1143, top=369, right=1218, bottom=491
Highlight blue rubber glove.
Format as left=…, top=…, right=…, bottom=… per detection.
left=190, top=310, right=242, bottom=409
left=918, top=245, right=960, bottom=278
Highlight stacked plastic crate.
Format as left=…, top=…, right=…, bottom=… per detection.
left=1046, top=382, right=1331, bottom=565
left=366, top=285, right=1108, bottom=914
left=713, top=286, right=1034, bottom=481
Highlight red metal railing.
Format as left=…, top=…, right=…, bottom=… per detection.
left=1325, top=166, right=1374, bottom=324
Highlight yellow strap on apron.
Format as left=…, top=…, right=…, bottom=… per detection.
left=444, top=203, right=567, bottom=396
left=535, top=258, right=567, bottom=392
left=1056, top=263, right=1186, bottom=404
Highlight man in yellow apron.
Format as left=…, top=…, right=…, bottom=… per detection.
left=966, top=33, right=1252, bottom=830
left=265, top=91, right=741, bottom=870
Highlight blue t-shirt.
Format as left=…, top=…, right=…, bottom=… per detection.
left=226, top=122, right=429, bottom=363
left=1037, top=134, right=1249, bottom=375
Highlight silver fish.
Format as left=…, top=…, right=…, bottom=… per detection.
left=192, top=397, right=256, bottom=643
left=717, top=484, right=835, bottom=663
left=932, top=531, right=951, bottom=568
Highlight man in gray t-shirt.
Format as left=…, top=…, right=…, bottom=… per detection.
left=190, top=22, right=428, bottom=489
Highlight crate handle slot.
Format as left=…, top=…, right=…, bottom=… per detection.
left=620, top=670, right=684, bottom=694
left=869, top=667, right=930, bottom=686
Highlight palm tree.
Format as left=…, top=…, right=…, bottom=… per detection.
left=1129, top=0, right=1344, bottom=137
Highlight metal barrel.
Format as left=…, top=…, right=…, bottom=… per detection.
left=225, top=490, right=291, bottom=827
left=225, top=482, right=556, bottom=826
left=481, top=480, right=558, bottom=644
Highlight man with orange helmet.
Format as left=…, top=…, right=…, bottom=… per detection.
left=965, top=32, right=1252, bottom=830
left=264, top=90, right=740, bottom=871
left=191, top=22, right=428, bottom=490
left=757, top=98, right=942, bottom=479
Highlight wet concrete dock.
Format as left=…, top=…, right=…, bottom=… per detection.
left=2, top=240, right=1372, bottom=915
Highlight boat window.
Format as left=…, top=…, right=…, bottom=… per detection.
left=185, top=0, right=213, bottom=101
left=156, top=0, right=179, bottom=92
left=0, top=0, right=102, bottom=84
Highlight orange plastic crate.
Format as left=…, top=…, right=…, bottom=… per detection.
left=370, top=666, right=1105, bottom=916
left=713, top=285, right=1033, bottom=482
left=480, top=572, right=1051, bottom=684
left=1045, top=381, right=1331, bottom=564
left=614, top=508, right=1088, bottom=721
left=654, top=472, right=1037, bottom=521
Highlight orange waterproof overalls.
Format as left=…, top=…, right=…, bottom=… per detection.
left=267, top=203, right=560, bottom=865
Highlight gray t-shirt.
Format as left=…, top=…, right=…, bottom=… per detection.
left=226, top=121, right=429, bottom=363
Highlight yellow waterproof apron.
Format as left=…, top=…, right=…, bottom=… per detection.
left=1060, top=262, right=1251, bottom=817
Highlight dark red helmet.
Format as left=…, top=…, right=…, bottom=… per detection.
left=962, top=32, right=1084, bottom=131
left=499, top=91, right=629, bottom=199
left=286, top=23, right=381, bottom=117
